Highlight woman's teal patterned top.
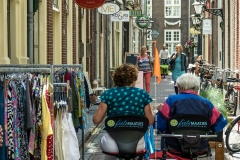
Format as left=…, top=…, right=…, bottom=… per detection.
left=100, top=87, right=152, bottom=116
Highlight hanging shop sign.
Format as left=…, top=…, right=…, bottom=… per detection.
left=130, top=10, right=142, bottom=17
left=135, top=14, right=150, bottom=29
left=110, top=11, right=130, bottom=22
left=75, top=0, right=106, bottom=9
left=202, top=19, right=212, bottom=35
left=97, top=3, right=120, bottom=15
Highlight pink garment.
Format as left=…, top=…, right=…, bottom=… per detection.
left=143, top=72, right=151, bottom=93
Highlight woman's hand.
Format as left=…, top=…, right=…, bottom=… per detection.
left=157, top=103, right=163, bottom=110
left=172, top=55, right=176, bottom=60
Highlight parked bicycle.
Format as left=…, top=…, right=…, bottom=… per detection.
left=225, top=115, right=240, bottom=155
left=224, top=69, right=240, bottom=116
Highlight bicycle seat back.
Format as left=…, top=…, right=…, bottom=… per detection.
left=103, top=115, right=149, bottom=159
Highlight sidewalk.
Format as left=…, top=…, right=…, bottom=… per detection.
left=79, top=74, right=235, bottom=160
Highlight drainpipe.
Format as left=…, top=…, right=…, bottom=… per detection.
left=27, top=0, right=34, bottom=64
left=94, top=10, right=98, bottom=80
left=211, top=0, right=214, bottom=65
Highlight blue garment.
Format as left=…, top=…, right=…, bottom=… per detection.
left=100, top=87, right=152, bottom=116
left=154, top=91, right=228, bottom=151
left=172, top=57, right=185, bottom=81
left=169, top=52, right=187, bottom=73
left=0, top=82, right=6, bottom=160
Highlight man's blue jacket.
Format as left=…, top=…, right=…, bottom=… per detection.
left=154, top=90, right=228, bottom=151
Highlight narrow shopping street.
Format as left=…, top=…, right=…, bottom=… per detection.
left=79, top=74, right=239, bottom=160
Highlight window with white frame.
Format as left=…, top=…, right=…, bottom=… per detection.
left=165, top=0, right=181, bottom=18
left=53, top=0, right=58, bottom=8
left=164, top=30, right=181, bottom=54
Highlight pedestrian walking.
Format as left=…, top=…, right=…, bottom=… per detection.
left=159, top=44, right=170, bottom=65
left=169, top=44, right=187, bottom=94
left=137, top=46, right=153, bottom=93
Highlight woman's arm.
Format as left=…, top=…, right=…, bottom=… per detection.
left=144, top=103, right=154, bottom=125
left=92, top=102, right=108, bottom=124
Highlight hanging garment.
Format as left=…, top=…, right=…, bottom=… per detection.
left=0, top=81, right=6, bottom=160
left=25, top=79, right=34, bottom=131
left=77, top=73, right=88, bottom=129
left=54, top=110, right=64, bottom=160
left=65, top=113, right=80, bottom=160
left=71, top=73, right=79, bottom=127
left=18, top=82, right=30, bottom=159
left=40, top=85, right=53, bottom=160
left=62, top=110, right=69, bottom=160
left=46, top=89, right=53, bottom=160
left=7, top=81, right=17, bottom=160
left=83, top=76, right=91, bottom=109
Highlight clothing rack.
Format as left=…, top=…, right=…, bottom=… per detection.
left=0, top=64, right=84, bottom=159
left=51, top=64, right=83, bottom=84
left=51, top=64, right=85, bottom=160
left=0, top=64, right=51, bottom=68
left=53, top=83, right=68, bottom=87
left=0, top=67, right=51, bottom=73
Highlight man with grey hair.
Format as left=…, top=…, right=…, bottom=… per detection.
left=176, top=73, right=200, bottom=92
left=154, top=73, right=227, bottom=155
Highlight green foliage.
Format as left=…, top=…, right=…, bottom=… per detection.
left=199, top=88, right=229, bottom=122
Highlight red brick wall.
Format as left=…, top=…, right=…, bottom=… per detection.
left=234, top=0, right=240, bottom=70
left=62, top=1, right=67, bottom=64
left=72, top=3, right=76, bottom=64
left=47, top=0, right=53, bottom=64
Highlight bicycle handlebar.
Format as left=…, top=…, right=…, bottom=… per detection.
left=160, top=134, right=217, bottom=138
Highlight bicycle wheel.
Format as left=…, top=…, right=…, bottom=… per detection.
left=225, top=90, right=236, bottom=116
left=225, top=116, right=240, bottom=152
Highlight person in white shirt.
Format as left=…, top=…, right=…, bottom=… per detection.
left=159, top=44, right=170, bottom=65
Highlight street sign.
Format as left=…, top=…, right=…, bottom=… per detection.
left=111, top=11, right=130, bottom=22
left=130, top=10, right=142, bottom=17
left=135, top=14, right=150, bottom=29
left=97, top=3, right=120, bottom=15
left=202, top=19, right=212, bottom=34
left=75, top=0, right=106, bottom=9
left=151, top=30, right=159, bottom=39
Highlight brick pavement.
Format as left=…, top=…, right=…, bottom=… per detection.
left=80, top=74, right=234, bottom=160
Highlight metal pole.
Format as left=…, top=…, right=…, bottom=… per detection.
left=192, top=47, right=194, bottom=64
left=211, top=0, right=214, bottom=65
left=0, top=68, right=51, bottom=73
left=198, top=34, right=202, bottom=56
left=105, top=15, right=109, bottom=88
left=27, top=0, right=34, bottom=64
left=94, top=10, right=98, bottom=80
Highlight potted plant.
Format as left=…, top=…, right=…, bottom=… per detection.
left=184, top=40, right=197, bottom=49
left=199, top=88, right=229, bottom=142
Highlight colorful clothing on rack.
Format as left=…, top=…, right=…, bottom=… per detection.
left=7, top=82, right=16, bottom=159
left=41, top=85, right=53, bottom=160
left=18, top=82, right=30, bottom=159
left=46, top=89, right=53, bottom=160
left=71, top=72, right=79, bottom=127
left=0, top=81, right=6, bottom=160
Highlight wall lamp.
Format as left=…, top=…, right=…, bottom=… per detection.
left=195, top=0, right=223, bottom=17
left=193, top=0, right=223, bottom=29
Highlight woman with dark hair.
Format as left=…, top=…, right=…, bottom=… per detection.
left=93, top=63, right=154, bottom=153
left=169, top=44, right=187, bottom=94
